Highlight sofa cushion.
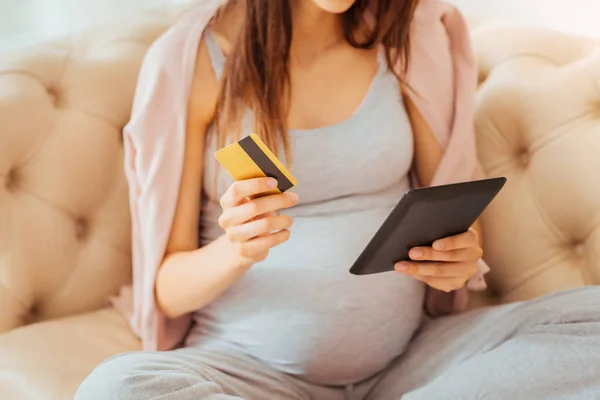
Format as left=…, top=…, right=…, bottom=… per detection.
left=0, top=308, right=140, bottom=400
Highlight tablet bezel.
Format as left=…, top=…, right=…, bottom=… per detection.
left=349, top=177, right=507, bottom=275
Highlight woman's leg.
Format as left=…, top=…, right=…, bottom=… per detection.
left=365, top=287, right=600, bottom=400
left=75, top=342, right=341, bottom=400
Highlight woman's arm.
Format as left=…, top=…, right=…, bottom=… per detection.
left=155, top=37, right=241, bottom=319
left=403, top=92, right=482, bottom=240
left=397, top=92, right=482, bottom=291
left=155, top=38, right=298, bottom=319
left=403, top=92, right=442, bottom=188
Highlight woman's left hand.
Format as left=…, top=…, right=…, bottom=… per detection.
left=395, top=228, right=482, bottom=292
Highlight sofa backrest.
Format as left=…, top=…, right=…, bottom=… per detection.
left=0, top=12, right=598, bottom=330
left=0, top=10, right=179, bottom=332
left=471, top=24, right=600, bottom=305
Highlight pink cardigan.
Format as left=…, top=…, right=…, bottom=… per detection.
left=117, top=0, right=490, bottom=351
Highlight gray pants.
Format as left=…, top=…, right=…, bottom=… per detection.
left=75, top=287, right=600, bottom=400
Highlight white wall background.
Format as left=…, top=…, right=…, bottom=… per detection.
left=0, top=0, right=189, bottom=51
left=0, top=0, right=599, bottom=52
left=447, top=0, right=600, bottom=37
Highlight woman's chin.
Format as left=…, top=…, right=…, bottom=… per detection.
left=312, top=0, right=357, bottom=14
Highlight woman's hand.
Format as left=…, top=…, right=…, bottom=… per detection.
left=219, top=177, right=298, bottom=270
left=394, top=228, right=482, bottom=292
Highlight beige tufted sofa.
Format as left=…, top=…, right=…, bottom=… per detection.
left=0, top=7, right=599, bottom=399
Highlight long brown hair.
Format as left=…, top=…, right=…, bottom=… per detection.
left=215, top=0, right=419, bottom=161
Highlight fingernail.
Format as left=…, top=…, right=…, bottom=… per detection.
left=287, top=192, right=299, bottom=203
left=396, top=262, right=408, bottom=271
left=433, top=242, right=445, bottom=251
left=267, top=178, right=278, bottom=188
left=410, top=249, right=423, bottom=259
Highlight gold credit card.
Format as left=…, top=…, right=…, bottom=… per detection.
left=214, top=133, right=297, bottom=194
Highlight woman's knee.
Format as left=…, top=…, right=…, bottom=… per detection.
left=75, top=351, right=173, bottom=400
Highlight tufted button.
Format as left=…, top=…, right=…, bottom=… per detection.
left=25, top=303, right=41, bottom=325
left=74, top=218, right=89, bottom=241
left=573, top=241, right=586, bottom=256
left=46, top=86, right=60, bottom=107
left=518, top=150, right=531, bottom=168
left=5, top=168, right=19, bottom=191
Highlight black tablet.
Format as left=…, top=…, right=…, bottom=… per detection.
left=349, top=177, right=507, bottom=275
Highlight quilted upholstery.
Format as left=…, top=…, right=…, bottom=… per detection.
left=0, top=9, right=181, bottom=333
left=472, top=25, right=600, bottom=304
left=0, top=8, right=598, bottom=400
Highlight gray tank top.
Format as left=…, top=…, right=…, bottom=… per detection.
left=187, top=30, right=426, bottom=386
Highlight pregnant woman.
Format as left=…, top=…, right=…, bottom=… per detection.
left=76, top=0, right=600, bottom=399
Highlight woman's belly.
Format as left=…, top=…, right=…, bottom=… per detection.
left=188, top=203, right=426, bottom=386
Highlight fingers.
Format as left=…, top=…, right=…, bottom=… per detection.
left=395, top=261, right=470, bottom=292
left=250, top=211, right=276, bottom=222
left=411, top=276, right=469, bottom=293
left=396, top=229, right=482, bottom=293
left=408, top=246, right=482, bottom=262
left=237, top=229, right=291, bottom=259
left=395, top=261, right=477, bottom=278
left=432, top=228, right=479, bottom=251
left=219, top=179, right=297, bottom=269
left=220, top=178, right=279, bottom=208
left=219, top=192, right=299, bottom=229
left=226, top=214, right=294, bottom=242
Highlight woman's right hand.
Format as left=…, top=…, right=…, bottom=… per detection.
left=219, top=177, right=299, bottom=270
